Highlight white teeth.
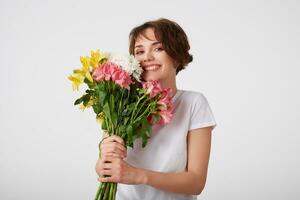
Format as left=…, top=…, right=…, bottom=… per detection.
left=144, top=66, right=160, bottom=71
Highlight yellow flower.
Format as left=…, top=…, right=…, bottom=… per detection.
left=90, top=49, right=107, bottom=69
left=80, top=56, right=93, bottom=83
left=80, top=56, right=90, bottom=72
left=85, top=71, right=93, bottom=82
left=68, top=49, right=108, bottom=91
left=68, top=71, right=85, bottom=91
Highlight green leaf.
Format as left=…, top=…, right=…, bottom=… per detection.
left=92, top=103, right=102, bottom=114
left=85, top=89, right=94, bottom=95
left=111, top=112, right=118, bottom=127
left=74, top=93, right=91, bottom=106
left=142, top=117, right=151, bottom=137
left=103, top=102, right=111, bottom=120
left=126, top=125, right=133, bottom=148
left=74, top=97, right=84, bottom=105
left=119, top=125, right=126, bottom=134
left=123, top=117, right=130, bottom=125
left=102, top=121, right=107, bottom=130
left=82, top=93, right=91, bottom=106
left=140, top=117, right=151, bottom=147
left=110, top=93, right=115, bottom=112
left=127, top=103, right=136, bottom=112
left=98, top=90, right=107, bottom=106
left=142, top=132, right=149, bottom=148
left=121, top=109, right=131, bottom=117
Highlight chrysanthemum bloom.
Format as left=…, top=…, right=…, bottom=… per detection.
left=109, top=53, right=143, bottom=82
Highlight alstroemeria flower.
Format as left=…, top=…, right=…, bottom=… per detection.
left=142, top=80, right=163, bottom=98
left=90, top=49, right=108, bottom=69
left=80, top=56, right=90, bottom=71
left=158, top=109, right=173, bottom=124
left=158, top=88, right=173, bottom=110
left=92, top=62, right=132, bottom=89
left=68, top=71, right=85, bottom=91
left=77, top=56, right=93, bottom=83
left=112, top=68, right=132, bottom=89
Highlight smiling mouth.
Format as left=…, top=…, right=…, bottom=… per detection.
left=143, top=65, right=161, bottom=71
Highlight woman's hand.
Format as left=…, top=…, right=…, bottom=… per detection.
left=99, top=134, right=127, bottom=159
left=95, top=134, right=145, bottom=185
left=95, top=156, right=145, bottom=185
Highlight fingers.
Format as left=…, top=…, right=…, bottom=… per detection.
left=100, top=135, right=127, bottom=158
left=101, top=162, right=114, bottom=169
left=101, top=142, right=127, bottom=153
left=101, top=146, right=127, bottom=158
left=98, top=176, right=119, bottom=183
left=103, top=152, right=125, bottom=159
left=100, top=156, right=120, bottom=167
left=95, top=157, right=114, bottom=177
left=99, top=169, right=113, bottom=176
left=96, top=156, right=122, bottom=182
left=98, top=176, right=112, bottom=183
left=96, top=157, right=136, bottom=184
left=102, top=135, right=125, bottom=146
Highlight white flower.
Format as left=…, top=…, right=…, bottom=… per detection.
left=109, top=53, right=143, bottom=81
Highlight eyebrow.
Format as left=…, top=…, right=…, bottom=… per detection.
left=134, top=41, right=162, bottom=49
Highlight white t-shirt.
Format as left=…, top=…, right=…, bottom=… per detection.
left=116, top=90, right=217, bottom=200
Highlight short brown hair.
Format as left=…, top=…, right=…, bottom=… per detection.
left=129, top=18, right=193, bottom=74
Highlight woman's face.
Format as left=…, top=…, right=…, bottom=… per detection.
left=134, top=28, right=177, bottom=82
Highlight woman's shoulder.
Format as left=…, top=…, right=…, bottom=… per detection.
left=178, top=89, right=207, bottom=101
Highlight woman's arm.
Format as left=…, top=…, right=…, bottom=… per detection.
left=139, top=126, right=212, bottom=195
left=97, top=126, right=213, bottom=195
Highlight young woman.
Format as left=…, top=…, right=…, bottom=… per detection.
left=95, top=18, right=217, bottom=200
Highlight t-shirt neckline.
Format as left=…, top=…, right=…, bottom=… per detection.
left=172, top=89, right=183, bottom=103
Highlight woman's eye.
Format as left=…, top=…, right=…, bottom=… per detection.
left=155, top=47, right=164, bottom=51
left=135, top=51, right=144, bottom=55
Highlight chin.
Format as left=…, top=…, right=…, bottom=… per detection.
left=142, top=70, right=159, bottom=79
left=142, top=75, right=160, bottom=82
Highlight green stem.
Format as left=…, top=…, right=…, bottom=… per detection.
left=94, top=183, right=102, bottom=200
left=133, top=97, right=148, bottom=120
left=118, top=89, right=124, bottom=118
left=98, top=182, right=106, bottom=200
left=104, top=117, right=110, bottom=135
left=103, top=183, right=110, bottom=199
left=109, top=183, right=114, bottom=199
left=132, top=102, right=153, bottom=124
left=114, top=183, right=117, bottom=200
left=130, top=94, right=147, bottom=123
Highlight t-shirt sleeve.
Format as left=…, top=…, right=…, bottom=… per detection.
left=189, top=93, right=217, bottom=131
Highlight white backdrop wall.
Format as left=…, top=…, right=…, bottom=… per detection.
left=1, top=0, right=299, bottom=199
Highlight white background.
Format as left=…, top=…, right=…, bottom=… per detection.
left=1, top=0, right=299, bottom=199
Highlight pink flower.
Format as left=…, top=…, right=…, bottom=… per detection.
left=147, top=114, right=158, bottom=125
left=92, top=62, right=132, bottom=89
left=142, top=80, right=162, bottom=98
left=92, top=65, right=105, bottom=81
left=158, top=109, right=173, bottom=124
left=157, top=88, right=174, bottom=124
left=92, top=63, right=116, bottom=81
left=112, top=69, right=132, bottom=89
left=158, top=88, right=173, bottom=110
left=146, top=88, right=174, bottom=125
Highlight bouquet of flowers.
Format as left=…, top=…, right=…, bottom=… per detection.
left=68, top=49, right=174, bottom=200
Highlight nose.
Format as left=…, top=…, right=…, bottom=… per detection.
left=143, top=51, right=154, bottom=62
